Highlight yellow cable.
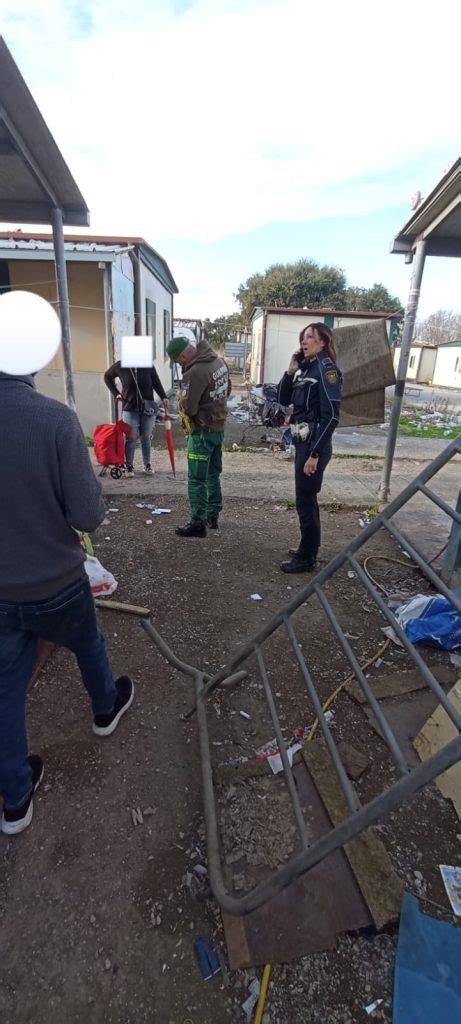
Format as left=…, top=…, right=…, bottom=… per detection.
left=307, top=637, right=391, bottom=742
left=362, top=554, right=419, bottom=595
left=254, top=963, right=271, bottom=1024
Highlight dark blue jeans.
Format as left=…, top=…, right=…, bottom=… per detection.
left=0, top=576, right=116, bottom=810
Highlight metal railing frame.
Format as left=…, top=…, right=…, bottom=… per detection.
left=141, top=435, right=461, bottom=915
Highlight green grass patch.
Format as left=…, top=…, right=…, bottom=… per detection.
left=398, top=417, right=459, bottom=439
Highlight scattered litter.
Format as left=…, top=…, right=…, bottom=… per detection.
left=358, top=518, right=365, bottom=528
left=84, top=555, right=117, bottom=597
left=373, top=657, right=383, bottom=669
left=262, top=742, right=302, bottom=775
left=145, top=519, right=153, bottom=525
left=395, top=594, right=461, bottom=650
left=450, top=651, right=461, bottom=668
left=381, top=625, right=404, bottom=647
left=439, top=865, right=461, bottom=916
left=240, top=711, right=251, bottom=720
left=108, top=507, right=119, bottom=512
left=292, top=725, right=313, bottom=741
left=135, top=502, right=171, bottom=514
left=250, top=593, right=263, bottom=601
left=365, top=999, right=383, bottom=1015
left=347, top=570, right=355, bottom=579
left=131, top=807, right=143, bottom=827
left=242, top=977, right=261, bottom=1019
left=194, top=936, right=221, bottom=981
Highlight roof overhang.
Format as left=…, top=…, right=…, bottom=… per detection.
left=391, top=158, right=461, bottom=258
left=0, top=37, right=89, bottom=227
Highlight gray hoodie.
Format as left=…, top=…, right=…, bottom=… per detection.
left=0, top=373, right=105, bottom=601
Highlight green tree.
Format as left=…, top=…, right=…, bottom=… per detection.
left=343, top=283, right=402, bottom=313
left=234, top=259, right=402, bottom=320
left=235, top=259, right=346, bottom=321
left=203, top=312, right=245, bottom=350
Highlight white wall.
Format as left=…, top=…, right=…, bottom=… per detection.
left=139, top=261, right=173, bottom=395
left=250, top=316, right=264, bottom=382
left=432, top=346, right=461, bottom=388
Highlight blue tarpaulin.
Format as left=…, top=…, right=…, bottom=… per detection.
left=393, top=893, right=461, bottom=1023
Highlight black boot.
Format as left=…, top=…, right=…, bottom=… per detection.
left=207, top=517, right=219, bottom=529
left=175, top=522, right=207, bottom=538
left=280, top=556, right=318, bottom=574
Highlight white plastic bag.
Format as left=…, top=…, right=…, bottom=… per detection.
left=84, top=555, right=118, bottom=597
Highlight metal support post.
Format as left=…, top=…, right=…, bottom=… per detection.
left=51, top=206, right=76, bottom=411
left=442, top=488, right=461, bottom=585
left=378, top=239, right=427, bottom=502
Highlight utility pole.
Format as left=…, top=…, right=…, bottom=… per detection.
left=51, top=205, right=76, bottom=411
left=379, top=239, right=427, bottom=502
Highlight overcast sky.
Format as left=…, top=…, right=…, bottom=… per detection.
left=2, top=0, right=460, bottom=318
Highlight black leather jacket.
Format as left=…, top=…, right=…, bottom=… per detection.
left=278, top=355, right=342, bottom=455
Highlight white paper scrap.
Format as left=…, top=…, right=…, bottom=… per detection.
left=439, top=865, right=461, bottom=916
left=268, top=742, right=302, bottom=775
left=365, top=1000, right=383, bottom=1015
left=250, top=593, right=263, bottom=601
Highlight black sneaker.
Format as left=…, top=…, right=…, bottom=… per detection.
left=175, top=522, right=207, bottom=538
left=1, top=755, right=44, bottom=836
left=207, top=517, right=219, bottom=529
left=143, top=464, right=153, bottom=475
left=92, top=676, right=134, bottom=737
left=280, top=558, right=318, bottom=574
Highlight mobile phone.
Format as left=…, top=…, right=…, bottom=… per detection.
left=294, top=348, right=304, bottom=367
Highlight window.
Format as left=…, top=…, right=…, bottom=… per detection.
left=163, top=309, right=171, bottom=359
left=145, top=299, right=156, bottom=360
left=409, top=355, right=415, bottom=369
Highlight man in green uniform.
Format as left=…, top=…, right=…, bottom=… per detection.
left=167, top=336, right=231, bottom=537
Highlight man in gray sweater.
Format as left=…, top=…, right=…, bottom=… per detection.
left=0, top=372, right=133, bottom=836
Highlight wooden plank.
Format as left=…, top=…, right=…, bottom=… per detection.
left=414, top=681, right=461, bottom=821
left=345, top=664, right=455, bottom=705
left=302, top=741, right=403, bottom=930
left=220, top=760, right=372, bottom=968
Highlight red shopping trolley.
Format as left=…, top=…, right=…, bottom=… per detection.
left=93, top=399, right=130, bottom=479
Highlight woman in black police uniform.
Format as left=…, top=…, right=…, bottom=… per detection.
left=278, top=322, right=342, bottom=574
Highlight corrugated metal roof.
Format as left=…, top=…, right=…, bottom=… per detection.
left=0, top=37, right=89, bottom=226
left=0, top=230, right=178, bottom=293
left=253, top=306, right=403, bottom=320
left=391, top=158, right=461, bottom=257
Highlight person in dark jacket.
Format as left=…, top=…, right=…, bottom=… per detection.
left=167, top=336, right=231, bottom=537
left=104, top=361, right=169, bottom=477
left=277, top=323, right=342, bottom=574
left=0, top=371, right=133, bottom=836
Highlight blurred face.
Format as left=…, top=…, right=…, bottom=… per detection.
left=301, top=327, right=325, bottom=360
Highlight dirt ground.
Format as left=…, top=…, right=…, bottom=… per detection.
left=1, top=494, right=460, bottom=1024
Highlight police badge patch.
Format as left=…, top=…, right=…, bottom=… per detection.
left=325, top=368, right=338, bottom=385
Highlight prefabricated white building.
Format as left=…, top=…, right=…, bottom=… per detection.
left=0, top=232, right=178, bottom=435
left=392, top=342, right=437, bottom=384
left=250, top=307, right=402, bottom=385
left=432, top=341, right=461, bottom=388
